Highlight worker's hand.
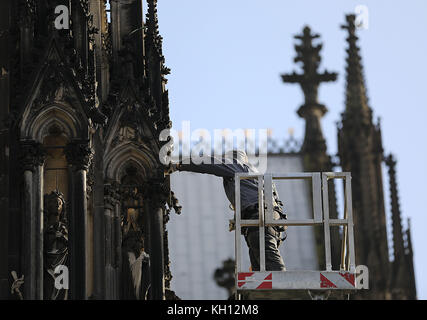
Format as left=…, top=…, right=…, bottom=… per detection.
left=229, top=219, right=235, bottom=232
left=164, top=163, right=179, bottom=175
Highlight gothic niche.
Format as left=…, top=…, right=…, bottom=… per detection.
left=42, top=124, right=70, bottom=300
left=43, top=124, right=69, bottom=197
left=120, top=166, right=150, bottom=300
left=43, top=191, right=69, bottom=300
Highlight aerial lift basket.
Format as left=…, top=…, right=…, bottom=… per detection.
left=234, top=172, right=358, bottom=299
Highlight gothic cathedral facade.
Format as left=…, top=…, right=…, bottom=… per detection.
left=0, top=0, right=176, bottom=300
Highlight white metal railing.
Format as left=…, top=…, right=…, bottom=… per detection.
left=234, top=172, right=357, bottom=293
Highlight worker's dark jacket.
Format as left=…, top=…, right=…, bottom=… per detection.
left=178, top=157, right=286, bottom=223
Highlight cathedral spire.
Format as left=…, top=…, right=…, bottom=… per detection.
left=385, top=154, right=417, bottom=298
left=341, top=14, right=372, bottom=126
left=405, top=218, right=417, bottom=299
left=145, top=0, right=171, bottom=131
left=338, top=14, right=391, bottom=298
left=384, top=154, right=405, bottom=262
left=146, top=0, right=163, bottom=56
left=405, top=218, right=414, bottom=260
left=282, top=26, right=337, bottom=155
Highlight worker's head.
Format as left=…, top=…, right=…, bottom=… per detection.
left=225, top=150, right=249, bottom=164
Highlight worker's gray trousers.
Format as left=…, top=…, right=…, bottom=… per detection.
left=244, top=226, right=286, bottom=271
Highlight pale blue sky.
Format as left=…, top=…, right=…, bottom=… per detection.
left=157, top=0, right=427, bottom=299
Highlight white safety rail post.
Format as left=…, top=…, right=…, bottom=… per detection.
left=234, top=172, right=359, bottom=299
left=322, top=172, right=356, bottom=273
left=234, top=173, right=264, bottom=275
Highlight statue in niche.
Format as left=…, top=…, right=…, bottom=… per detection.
left=43, top=191, right=69, bottom=300
left=121, top=206, right=151, bottom=300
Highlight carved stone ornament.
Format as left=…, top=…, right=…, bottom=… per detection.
left=64, top=140, right=94, bottom=170
left=104, top=181, right=121, bottom=208
left=19, top=141, right=47, bottom=172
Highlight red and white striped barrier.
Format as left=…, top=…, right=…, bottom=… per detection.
left=237, top=271, right=356, bottom=290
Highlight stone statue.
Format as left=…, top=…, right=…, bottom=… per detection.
left=121, top=208, right=151, bottom=300
left=43, top=191, right=68, bottom=300
left=214, top=258, right=235, bottom=298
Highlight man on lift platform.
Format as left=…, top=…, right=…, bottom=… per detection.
left=168, top=150, right=287, bottom=272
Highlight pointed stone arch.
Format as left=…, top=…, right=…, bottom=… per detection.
left=21, top=102, right=85, bottom=142
left=105, top=142, right=157, bottom=182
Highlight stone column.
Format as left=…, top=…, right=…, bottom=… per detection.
left=113, top=199, right=122, bottom=299
left=103, top=182, right=119, bottom=299
left=145, top=180, right=168, bottom=300
left=0, top=0, right=11, bottom=299
left=110, top=0, right=121, bottom=63
left=19, top=141, right=46, bottom=300
left=34, top=160, right=44, bottom=300
left=65, top=140, right=93, bottom=300
left=23, top=168, right=34, bottom=300
left=92, top=133, right=106, bottom=299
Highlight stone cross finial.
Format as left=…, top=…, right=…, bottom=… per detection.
left=282, top=26, right=337, bottom=106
